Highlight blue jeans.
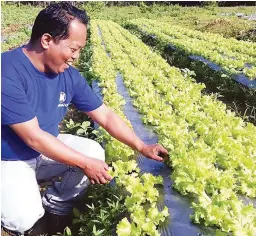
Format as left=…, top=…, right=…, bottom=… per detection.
left=1, top=134, right=105, bottom=233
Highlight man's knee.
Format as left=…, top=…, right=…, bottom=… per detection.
left=2, top=207, right=45, bottom=233
left=88, top=139, right=105, bottom=162
left=1, top=160, right=45, bottom=233
left=58, top=134, right=105, bottom=162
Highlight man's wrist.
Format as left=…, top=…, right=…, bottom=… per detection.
left=135, top=140, right=147, bottom=153
left=76, top=155, right=89, bottom=170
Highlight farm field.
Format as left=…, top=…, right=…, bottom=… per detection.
left=1, top=2, right=256, bottom=236
left=125, top=18, right=256, bottom=125
left=2, top=2, right=256, bottom=52
left=90, top=18, right=256, bottom=234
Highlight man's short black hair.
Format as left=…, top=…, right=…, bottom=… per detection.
left=30, top=2, right=89, bottom=43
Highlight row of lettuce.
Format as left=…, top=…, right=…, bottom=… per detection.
left=126, top=19, right=256, bottom=80
left=90, top=21, right=169, bottom=236
left=91, top=20, right=256, bottom=236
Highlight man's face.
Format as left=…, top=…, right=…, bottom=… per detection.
left=45, top=20, right=87, bottom=74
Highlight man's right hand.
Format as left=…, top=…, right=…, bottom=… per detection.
left=82, top=157, right=113, bottom=184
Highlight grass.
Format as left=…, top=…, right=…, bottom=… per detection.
left=65, top=184, right=127, bottom=236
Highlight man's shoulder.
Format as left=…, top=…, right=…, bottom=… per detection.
left=65, top=65, right=80, bottom=76
left=63, top=65, right=85, bottom=83
left=2, top=47, right=21, bottom=61
left=2, top=47, right=22, bottom=74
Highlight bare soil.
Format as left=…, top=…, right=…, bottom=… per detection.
left=2, top=24, right=23, bottom=35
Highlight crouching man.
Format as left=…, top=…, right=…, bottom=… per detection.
left=1, top=2, right=168, bottom=235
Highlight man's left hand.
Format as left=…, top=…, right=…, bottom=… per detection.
left=140, top=144, right=168, bottom=162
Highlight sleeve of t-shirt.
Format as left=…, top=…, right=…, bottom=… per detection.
left=1, top=76, right=36, bottom=125
left=71, top=71, right=103, bottom=112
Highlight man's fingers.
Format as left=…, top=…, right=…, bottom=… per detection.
left=91, top=179, right=95, bottom=185
left=160, top=146, right=168, bottom=154
left=155, top=145, right=169, bottom=160
left=157, top=144, right=168, bottom=154
left=94, top=171, right=112, bottom=185
left=95, top=178, right=101, bottom=184
left=99, top=176, right=107, bottom=184
left=152, top=154, right=163, bottom=162
left=103, top=171, right=113, bottom=181
left=103, top=162, right=109, bottom=170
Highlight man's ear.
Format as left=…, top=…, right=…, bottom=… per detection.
left=41, top=33, right=53, bottom=49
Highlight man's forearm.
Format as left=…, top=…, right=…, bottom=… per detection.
left=87, top=104, right=167, bottom=162
left=103, top=111, right=146, bottom=152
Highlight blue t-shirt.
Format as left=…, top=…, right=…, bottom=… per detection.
left=1, top=46, right=103, bottom=161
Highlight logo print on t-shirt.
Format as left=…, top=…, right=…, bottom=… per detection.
left=59, top=92, right=66, bottom=103
left=58, top=92, right=68, bottom=107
